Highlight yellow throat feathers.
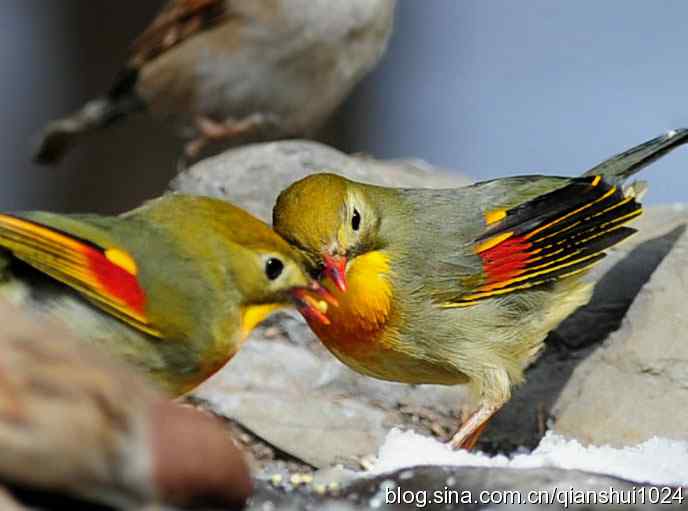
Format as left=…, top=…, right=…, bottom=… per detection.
left=311, top=250, right=393, bottom=346
left=239, top=303, right=283, bottom=340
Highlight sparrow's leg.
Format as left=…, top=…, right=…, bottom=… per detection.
left=185, top=113, right=278, bottom=157
left=448, top=400, right=502, bottom=450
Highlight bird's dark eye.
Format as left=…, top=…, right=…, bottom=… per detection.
left=352, top=209, right=361, bottom=231
left=265, top=258, right=284, bottom=280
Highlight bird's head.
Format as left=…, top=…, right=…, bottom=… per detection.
left=188, top=199, right=335, bottom=326
left=135, top=194, right=336, bottom=325
left=273, top=173, right=382, bottom=293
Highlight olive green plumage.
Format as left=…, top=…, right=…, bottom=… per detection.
left=0, top=193, right=313, bottom=395
left=273, top=129, right=688, bottom=447
left=276, top=174, right=597, bottom=388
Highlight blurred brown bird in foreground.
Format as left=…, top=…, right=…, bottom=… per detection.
left=33, top=0, right=397, bottom=164
left=0, top=299, right=252, bottom=509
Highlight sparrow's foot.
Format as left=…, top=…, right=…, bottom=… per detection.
left=185, top=113, right=279, bottom=158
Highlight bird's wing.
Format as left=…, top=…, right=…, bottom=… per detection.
left=0, top=213, right=162, bottom=337
left=441, top=175, right=641, bottom=308
left=128, top=0, right=228, bottom=67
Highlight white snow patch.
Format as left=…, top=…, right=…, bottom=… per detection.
left=370, top=429, right=688, bottom=486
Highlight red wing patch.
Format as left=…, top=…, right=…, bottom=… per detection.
left=83, top=247, right=146, bottom=316
left=0, top=214, right=161, bottom=337
left=447, top=176, right=642, bottom=306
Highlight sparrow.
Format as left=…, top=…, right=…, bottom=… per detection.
left=33, top=0, right=397, bottom=163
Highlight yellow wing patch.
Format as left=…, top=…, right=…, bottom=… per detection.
left=105, top=248, right=139, bottom=275
left=484, top=209, right=507, bottom=225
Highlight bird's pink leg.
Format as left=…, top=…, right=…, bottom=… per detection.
left=185, top=113, right=277, bottom=158
left=449, top=401, right=500, bottom=450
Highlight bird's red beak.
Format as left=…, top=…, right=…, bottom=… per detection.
left=289, top=281, right=338, bottom=325
left=322, top=254, right=348, bottom=292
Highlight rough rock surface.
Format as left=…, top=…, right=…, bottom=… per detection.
left=495, top=206, right=688, bottom=449
left=554, top=212, right=688, bottom=446
left=169, top=139, right=471, bottom=222
left=175, top=140, right=688, bottom=465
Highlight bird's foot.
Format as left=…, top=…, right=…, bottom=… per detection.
left=185, top=113, right=278, bottom=158
left=448, top=403, right=498, bottom=450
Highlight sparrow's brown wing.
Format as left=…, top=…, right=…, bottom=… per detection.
left=129, top=0, right=228, bottom=67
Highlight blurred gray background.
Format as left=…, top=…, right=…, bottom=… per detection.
left=3, top=1, right=688, bottom=214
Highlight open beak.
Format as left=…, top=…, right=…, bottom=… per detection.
left=322, top=254, right=348, bottom=292
left=289, top=281, right=338, bottom=325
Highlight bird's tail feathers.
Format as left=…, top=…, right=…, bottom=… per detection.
left=583, top=128, right=688, bottom=184
left=33, top=69, right=143, bottom=165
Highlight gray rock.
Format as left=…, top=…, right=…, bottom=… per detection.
left=553, top=208, right=688, bottom=446
left=193, top=335, right=405, bottom=468
left=249, top=466, right=688, bottom=510
left=170, top=139, right=471, bottom=221
left=490, top=205, right=688, bottom=449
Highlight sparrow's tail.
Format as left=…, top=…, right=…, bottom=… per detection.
left=32, top=69, right=144, bottom=165
left=583, top=128, right=688, bottom=184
